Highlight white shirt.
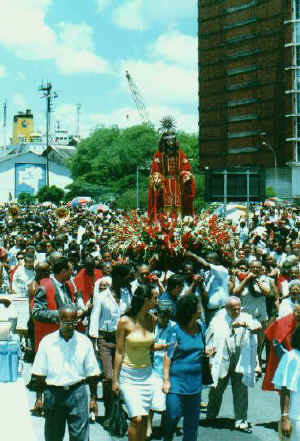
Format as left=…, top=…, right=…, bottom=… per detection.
left=205, top=264, right=229, bottom=309
left=32, top=330, right=100, bottom=386
left=89, top=289, right=131, bottom=337
left=12, top=266, right=35, bottom=297
left=278, top=298, right=296, bottom=318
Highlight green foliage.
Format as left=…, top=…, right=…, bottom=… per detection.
left=265, top=186, right=276, bottom=198
left=17, top=192, right=36, bottom=205
left=36, top=185, right=65, bottom=205
left=67, top=124, right=200, bottom=209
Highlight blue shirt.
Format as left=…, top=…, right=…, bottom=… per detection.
left=159, top=292, right=177, bottom=319
left=153, top=320, right=176, bottom=377
left=167, top=322, right=205, bottom=395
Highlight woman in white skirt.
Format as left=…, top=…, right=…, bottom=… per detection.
left=112, top=283, right=158, bottom=441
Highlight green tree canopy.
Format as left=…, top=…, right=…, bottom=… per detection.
left=17, top=192, right=36, bottom=205
left=67, top=124, right=200, bottom=209
left=36, top=185, right=65, bottom=205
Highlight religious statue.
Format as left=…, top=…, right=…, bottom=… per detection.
left=148, top=117, right=196, bottom=221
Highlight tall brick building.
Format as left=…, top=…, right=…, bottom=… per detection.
left=198, top=0, right=300, bottom=199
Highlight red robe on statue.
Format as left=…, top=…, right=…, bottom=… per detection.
left=262, top=313, right=297, bottom=391
left=148, top=150, right=196, bottom=221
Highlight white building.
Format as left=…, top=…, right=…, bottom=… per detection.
left=0, top=143, right=74, bottom=202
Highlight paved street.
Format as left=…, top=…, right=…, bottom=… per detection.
left=24, top=364, right=280, bottom=441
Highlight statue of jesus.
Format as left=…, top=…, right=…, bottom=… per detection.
left=148, top=117, right=196, bottom=221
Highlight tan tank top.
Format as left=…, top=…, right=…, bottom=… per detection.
left=123, top=330, right=154, bottom=368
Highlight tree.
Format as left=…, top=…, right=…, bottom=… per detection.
left=67, top=124, right=200, bottom=210
left=36, top=185, right=65, bottom=205
left=17, top=192, right=36, bottom=205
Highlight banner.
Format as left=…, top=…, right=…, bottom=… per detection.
left=15, top=163, right=46, bottom=197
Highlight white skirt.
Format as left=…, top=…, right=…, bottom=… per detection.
left=151, top=373, right=166, bottom=412
left=119, top=365, right=153, bottom=418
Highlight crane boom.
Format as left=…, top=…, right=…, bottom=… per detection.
left=125, top=70, right=150, bottom=124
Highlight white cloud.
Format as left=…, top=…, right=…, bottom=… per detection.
left=56, top=23, right=110, bottom=74
left=113, top=0, right=196, bottom=30
left=0, top=1, right=110, bottom=75
left=55, top=103, right=197, bottom=138
left=12, top=93, right=28, bottom=109
left=120, top=60, right=197, bottom=105
left=16, top=72, right=27, bottom=80
left=150, top=30, right=197, bottom=68
left=113, top=0, right=145, bottom=31
left=96, top=0, right=112, bottom=12
left=0, top=65, right=7, bottom=77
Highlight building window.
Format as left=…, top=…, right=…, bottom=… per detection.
left=296, top=0, right=300, bottom=20
left=296, top=22, right=300, bottom=43
left=224, top=18, right=257, bottom=30
left=225, top=1, right=257, bottom=14
left=226, top=81, right=259, bottom=91
left=227, top=98, right=258, bottom=107
left=226, top=65, right=258, bottom=76
left=228, top=130, right=260, bottom=139
left=227, top=114, right=259, bottom=122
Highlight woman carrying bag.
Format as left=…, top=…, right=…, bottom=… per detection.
left=112, top=283, right=159, bottom=441
left=162, top=294, right=214, bottom=441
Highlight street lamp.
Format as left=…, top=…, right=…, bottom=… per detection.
left=136, top=163, right=150, bottom=210
left=260, top=132, right=278, bottom=196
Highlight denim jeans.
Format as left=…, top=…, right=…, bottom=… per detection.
left=44, top=383, right=89, bottom=441
left=163, top=392, right=202, bottom=441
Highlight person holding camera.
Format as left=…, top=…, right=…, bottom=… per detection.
left=233, top=260, right=271, bottom=373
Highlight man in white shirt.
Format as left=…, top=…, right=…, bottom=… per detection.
left=186, top=251, right=229, bottom=325
left=31, top=304, right=100, bottom=441
left=12, top=255, right=35, bottom=297
left=206, top=297, right=261, bottom=433
left=278, top=280, right=300, bottom=318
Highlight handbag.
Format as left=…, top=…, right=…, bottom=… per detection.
left=103, top=393, right=128, bottom=437
left=199, top=325, right=213, bottom=386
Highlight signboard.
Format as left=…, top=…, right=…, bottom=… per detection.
left=15, top=163, right=46, bottom=197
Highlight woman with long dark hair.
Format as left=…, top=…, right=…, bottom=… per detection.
left=112, top=283, right=158, bottom=441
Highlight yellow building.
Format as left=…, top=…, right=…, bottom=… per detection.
left=12, top=109, right=34, bottom=144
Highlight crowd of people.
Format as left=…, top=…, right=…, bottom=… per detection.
left=1, top=202, right=300, bottom=440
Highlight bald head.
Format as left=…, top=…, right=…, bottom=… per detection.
left=35, top=262, right=50, bottom=281
left=226, top=296, right=241, bottom=319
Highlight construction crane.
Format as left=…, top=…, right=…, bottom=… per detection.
left=125, top=70, right=151, bottom=124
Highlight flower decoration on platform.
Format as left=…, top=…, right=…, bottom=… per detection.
left=107, top=211, right=238, bottom=263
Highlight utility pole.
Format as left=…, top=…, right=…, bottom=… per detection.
left=76, top=103, right=81, bottom=138
left=3, top=101, right=7, bottom=156
left=39, top=82, right=58, bottom=186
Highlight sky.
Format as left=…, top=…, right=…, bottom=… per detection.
left=0, top=0, right=198, bottom=142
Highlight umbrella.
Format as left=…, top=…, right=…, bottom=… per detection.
left=41, top=201, right=56, bottom=208
left=89, top=203, right=110, bottom=213
left=264, top=199, right=276, bottom=208
left=70, top=196, right=92, bottom=208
